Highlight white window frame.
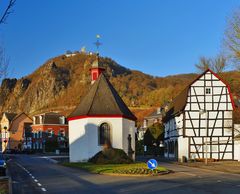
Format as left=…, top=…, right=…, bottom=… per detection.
left=47, top=130, right=53, bottom=138
left=205, top=87, right=211, bottom=95
left=58, top=129, right=65, bottom=137
left=39, top=131, right=42, bottom=138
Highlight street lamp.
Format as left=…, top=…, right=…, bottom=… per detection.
left=199, top=109, right=208, bottom=165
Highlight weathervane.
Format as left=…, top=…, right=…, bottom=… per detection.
left=94, top=34, right=102, bottom=54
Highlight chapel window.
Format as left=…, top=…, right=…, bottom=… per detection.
left=99, top=123, right=110, bottom=145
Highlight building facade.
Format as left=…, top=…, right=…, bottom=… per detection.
left=0, top=113, right=17, bottom=152
left=0, top=112, right=32, bottom=152
left=138, top=106, right=168, bottom=140
left=31, top=112, right=68, bottom=152
left=68, top=56, right=137, bottom=162
left=164, top=69, right=238, bottom=161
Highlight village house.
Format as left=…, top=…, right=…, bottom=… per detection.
left=31, top=112, right=68, bottom=152
left=138, top=102, right=170, bottom=140
left=0, top=112, right=32, bottom=152
left=68, top=56, right=137, bottom=162
left=163, top=69, right=240, bottom=161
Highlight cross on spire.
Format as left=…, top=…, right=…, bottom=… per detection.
left=94, top=34, right=102, bottom=54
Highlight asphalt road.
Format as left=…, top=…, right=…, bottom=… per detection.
left=7, top=154, right=240, bottom=194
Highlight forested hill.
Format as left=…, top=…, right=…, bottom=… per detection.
left=0, top=52, right=239, bottom=123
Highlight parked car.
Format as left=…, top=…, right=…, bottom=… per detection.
left=0, top=154, right=6, bottom=176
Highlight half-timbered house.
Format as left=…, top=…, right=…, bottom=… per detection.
left=164, top=69, right=238, bottom=161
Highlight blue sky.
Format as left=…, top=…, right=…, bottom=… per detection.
left=0, top=0, right=239, bottom=79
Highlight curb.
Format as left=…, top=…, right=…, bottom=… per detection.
left=42, top=157, right=59, bottom=164
left=100, top=170, right=173, bottom=177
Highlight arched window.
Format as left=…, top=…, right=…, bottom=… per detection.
left=99, top=123, right=111, bottom=145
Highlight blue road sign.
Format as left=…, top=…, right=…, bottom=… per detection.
left=147, top=159, right=158, bottom=170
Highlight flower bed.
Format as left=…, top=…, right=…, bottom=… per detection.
left=63, top=162, right=170, bottom=176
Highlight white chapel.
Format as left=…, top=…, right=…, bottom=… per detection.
left=68, top=56, right=137, bottom=162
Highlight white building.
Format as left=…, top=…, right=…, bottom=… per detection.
left=164, top=69, right=239, bottom=161
left=68, top=56, right=137, bottom=162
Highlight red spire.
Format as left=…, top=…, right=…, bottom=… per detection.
left=90, top=55, right=105, bottom=84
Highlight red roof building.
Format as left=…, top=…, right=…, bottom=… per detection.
left=31, top=112, right=68, bottom=152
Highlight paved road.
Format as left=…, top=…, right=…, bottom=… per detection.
left=7, top=154, right=240, bottom=194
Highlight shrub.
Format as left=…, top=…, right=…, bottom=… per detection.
left=89, top=148, right=133, bottom=164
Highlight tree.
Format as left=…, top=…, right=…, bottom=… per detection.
left=0, top=47, right=8, bottom=82
left=224, top=8, right=240, bottom=70
left=143, top=122, right=164, bottom=156
left=195, top=57, right=211, bottom=72
left=195, top=55, right=227, bottom=73
left=0, top=0, right=16, bottom=25
left=0, top=0, right=16, bottom=82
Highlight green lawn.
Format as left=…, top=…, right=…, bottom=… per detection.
left=63, top=162, right=168, bottom=175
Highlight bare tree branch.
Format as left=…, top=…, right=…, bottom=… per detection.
left=195, top=57, right=211, bottom=72
left=195, top=56, right=227, bottom=73
left=0, top=0, right=16, bottom=24
left=0, top=47, right=9, bottom=82
left=224, top=8, right=240, bottom=70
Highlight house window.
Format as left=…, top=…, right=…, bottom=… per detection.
left=39, top=131, right=42, bottom=138
left=143, top=120, right=147, bottom=128
left=58, top=129, right=65, bottom=137
left=93, top=72, right=98, bottom=80
left=59, top=116, right=65, bottom=125
left=99, top=123, right=110, bottom=145
left=205, top=88, right=211, bottom=95
left=47, top=130, right=53, bottom=138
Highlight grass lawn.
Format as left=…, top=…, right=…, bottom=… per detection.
left=63, top=162, right=168, bottom=175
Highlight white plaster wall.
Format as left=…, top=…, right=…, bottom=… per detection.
left=69, top=117, right=135, bottom=162
left=178, top=136, right=189, bottom=160
left=234, top=140, right=240, bottom=161
left=69, top=118, right=90, bottom=162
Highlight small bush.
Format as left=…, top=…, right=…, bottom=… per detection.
left=89, top=148, right=133, bottom=164
left=113, top=168, right=166, bottom=175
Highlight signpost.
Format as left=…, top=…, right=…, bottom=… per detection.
left=147, top=159, right=158, bottom=170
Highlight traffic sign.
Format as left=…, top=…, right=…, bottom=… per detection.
left=147, top=159, right=158, bottom=170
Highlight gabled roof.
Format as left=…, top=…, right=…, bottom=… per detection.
left=11, top=112, right=32, bottom=122
left=4, top=112, right=17, bottom=122
left=163, top=86, right=190, bottom=122
left=164, top=69, right=235, bottom=122
left=8, top=112, right=32, bottom=132
left=68, top=74, right=137, bottom=121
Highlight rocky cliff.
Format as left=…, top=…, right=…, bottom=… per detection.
left=0, top=52, right=239, bottom=122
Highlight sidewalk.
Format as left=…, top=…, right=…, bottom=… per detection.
left=177, top=161, right=240, bottom=174
left=136, top=155, right=240, bottom=174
